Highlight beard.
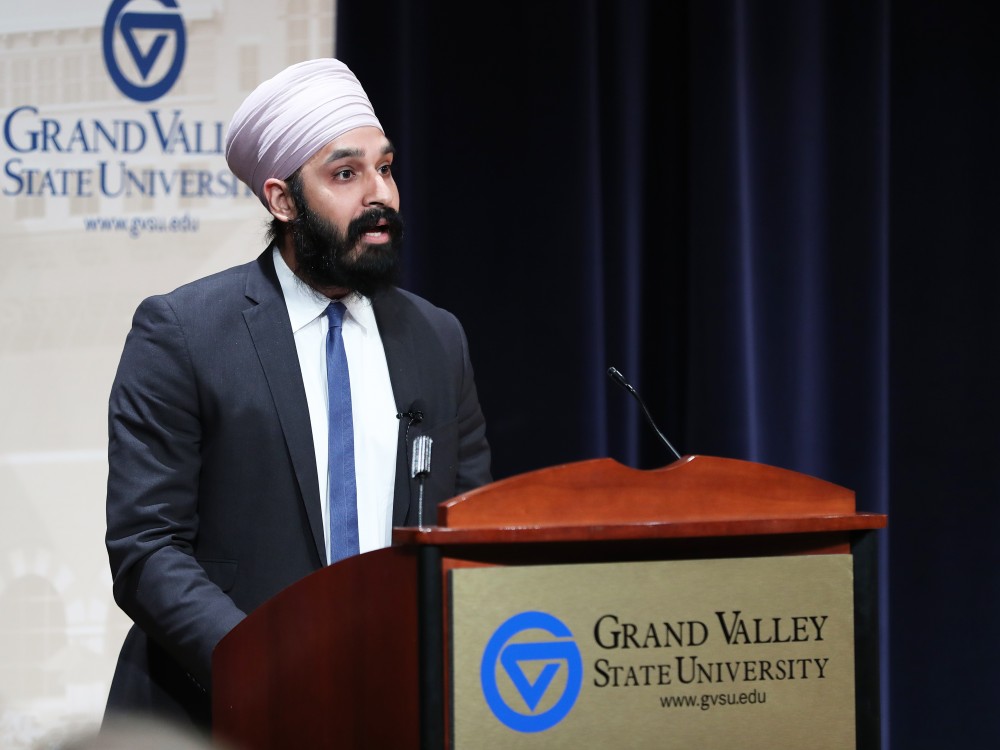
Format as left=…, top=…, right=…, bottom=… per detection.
left=289, top=190, right=404, bottom=299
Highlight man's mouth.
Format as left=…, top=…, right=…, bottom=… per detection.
left=360, top=219, right=390, bottom=242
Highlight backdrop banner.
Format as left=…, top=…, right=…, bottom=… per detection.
left=0, top=1, right=335, bottom=746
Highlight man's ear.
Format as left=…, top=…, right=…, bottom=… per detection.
left=263, top=177, right=296, bottom=222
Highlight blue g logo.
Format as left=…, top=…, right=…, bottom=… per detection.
left=103, top=0, right=186, bottom=102
left=480, top=611, right=583, bottom=733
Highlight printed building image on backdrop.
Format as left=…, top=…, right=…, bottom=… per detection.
left=0, top=1, right=336, bottom=746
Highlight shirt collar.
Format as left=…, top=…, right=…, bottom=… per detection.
left=272, top=246, right=374, bottom=333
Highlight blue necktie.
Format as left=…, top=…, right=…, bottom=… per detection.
left=325, top=301, right=359, bottom=564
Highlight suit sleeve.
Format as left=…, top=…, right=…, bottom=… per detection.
left=105, top=295, right=245, bottom=690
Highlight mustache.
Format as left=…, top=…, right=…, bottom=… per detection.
left=345, top=207, right=404, bottom=247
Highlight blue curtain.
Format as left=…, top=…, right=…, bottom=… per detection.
left=337, top=1, right=1000, bottom=746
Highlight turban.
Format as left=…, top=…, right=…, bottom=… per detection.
left=225, top=58, right=383, bottom=206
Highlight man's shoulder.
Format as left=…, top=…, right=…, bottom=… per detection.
left=170, top=254, right=267, bottom=296
left=379, top=286, right=462, bottom=317
left=125, top=251, right=276, bottom=333
left=376, top=286, right=462, bottom=329
left=142, top=251, right=272, bottom=308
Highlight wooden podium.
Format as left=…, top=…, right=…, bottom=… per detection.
left=213, top=455, right=886, bottom=749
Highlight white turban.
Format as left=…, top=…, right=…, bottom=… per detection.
left=225, top=58, right=383, bottom=206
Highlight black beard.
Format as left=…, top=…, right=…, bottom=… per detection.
left=289, top=192, right=404, bottom=299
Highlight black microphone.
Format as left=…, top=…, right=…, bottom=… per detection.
left=396, top=405, right=424, bottom=425
left=607, top=366, right=683, bottom=462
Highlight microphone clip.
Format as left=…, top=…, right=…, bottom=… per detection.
left=396, top=410, right=424, bottom=426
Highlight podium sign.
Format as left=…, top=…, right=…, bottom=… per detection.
left=450, top=555, right=856, bottom=749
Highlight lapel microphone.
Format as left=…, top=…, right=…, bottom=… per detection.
left=607, top=366, right=683, bottom=462
left=397, top=400, right=430, bottom=525
left=396, top=409, right=424, bottom=424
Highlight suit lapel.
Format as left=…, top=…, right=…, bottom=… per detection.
left=373, top=288, right=422, bottom=526
left=243, top=251, right=326, bottom=563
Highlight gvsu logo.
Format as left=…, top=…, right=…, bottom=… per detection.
left=102, top=0, right=186, bottom=102
left=480, top=611, right=583, bottom=733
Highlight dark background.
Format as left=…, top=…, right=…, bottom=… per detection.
left=337, top=1, right=999, bottom=747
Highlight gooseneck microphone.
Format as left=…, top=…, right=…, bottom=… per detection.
left=607, top=366, right=683, bottom=462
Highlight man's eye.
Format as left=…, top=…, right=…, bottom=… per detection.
left=334, top=169, right=354, bottom=180
left=378, top=164, right=393, bottom=175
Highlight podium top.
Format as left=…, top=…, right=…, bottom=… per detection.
left=392, top=455, right=886, bottom=546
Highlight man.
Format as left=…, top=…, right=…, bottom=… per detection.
left=103, top=58, right=492, bottom=730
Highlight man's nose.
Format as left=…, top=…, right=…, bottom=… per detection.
left=364, top=171, right=393, bottom=206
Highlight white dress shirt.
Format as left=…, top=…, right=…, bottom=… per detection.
left=273, top=247, right=398, bottom=562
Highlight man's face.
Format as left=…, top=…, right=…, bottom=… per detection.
left=287, top=126, right=404, bottom=297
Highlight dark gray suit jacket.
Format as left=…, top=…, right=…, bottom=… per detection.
left=104, top=249, right=491, bottom=728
